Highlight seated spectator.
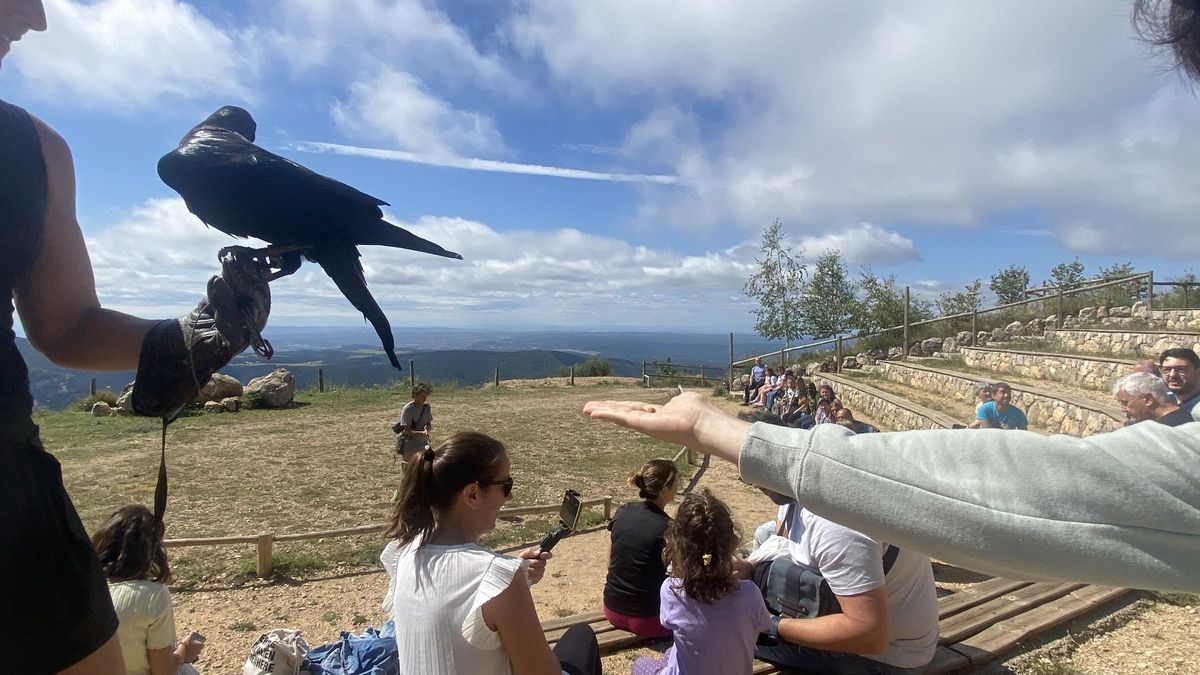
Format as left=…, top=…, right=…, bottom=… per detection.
left=752, top=367, right=780, bottom=406
left=975, top=382, right=1028, bottom=430
left=740, top=503, right=939, bottom=674
left=1159, top=347, right=1200, bottom=420
left=604, top=459, right=678, bottom=638
left=381, top=432, right=601, bottom=675
left=632, top=490, right=771, bottom=675
left=817, top=384, right=836, bottom=403
left=1131, top=359, right=1161, bottom=377
left=91, top=505, right=205, bottom=675
left=834, top=408, right=878, bottom=434
left=1113, top=371, right=1194, bottom=427
left=966, top=382, right=992, bottom=429
left=742, top=357, right=766, bottom=406
left=764, top=372, right=794, bottom=413
left=813, top=397, right=835, bottom=425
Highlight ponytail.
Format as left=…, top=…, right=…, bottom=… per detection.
left=628, top=458, right=678, bottom=500
left=385, top=432, right=507, bottom=550
left=663, top=489, right=739, bottom=604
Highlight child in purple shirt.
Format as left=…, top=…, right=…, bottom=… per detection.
left=632, top=489, right=772, bottom=675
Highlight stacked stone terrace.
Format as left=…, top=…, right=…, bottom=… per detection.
left=787, top=306, right=1200, bottom=436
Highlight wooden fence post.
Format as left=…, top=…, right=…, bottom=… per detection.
left=570, top=365, right=575, bottom=386
left=971, top=310, right=977, bottom=341
left=1056, top=287, right=1064, bottom=326
left=699, top=365, right=706, bottom=385
left=1147, top=271, right=1154, bottom=310
left=409, top=361, right=415, bottom=390
left=494, top=366, right=500, bottom=387
left=317, top=368, right=325, bottom=393
left=90, top=378, right=96, bottom=397
left=728, top=333, right=734, bottom=393
left=642, top=361, right=647, bottom=388
left=903, top=287, right=910, bottom=361
left=836, top=336, right=843, bottom=373
left=256, top=533, right=273, bottom=578
left=1186, top=284, right=1191, bottom=309
left=603, top=496, right=612, bottom=521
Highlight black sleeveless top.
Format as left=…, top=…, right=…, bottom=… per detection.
left=0, top=99, right=47, bottom=423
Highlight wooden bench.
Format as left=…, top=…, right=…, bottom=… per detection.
left=543, top=578, right=1129, bottom=673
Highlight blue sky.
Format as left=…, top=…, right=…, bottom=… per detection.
left=4, top=0, right=1198, bottom=334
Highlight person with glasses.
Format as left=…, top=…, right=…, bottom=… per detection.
left=1157, top=348, right=1200, bottom=420
left=381, top=432, right=602, bottom=675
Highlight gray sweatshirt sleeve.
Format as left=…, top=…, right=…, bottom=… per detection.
left=738, top=421, right=1200, bottom=592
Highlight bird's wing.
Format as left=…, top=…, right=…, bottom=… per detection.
left=158, top=130, right=388, bottom=243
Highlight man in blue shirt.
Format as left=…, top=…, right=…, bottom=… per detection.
left=975, top=382, right=1028, bottom=430
left=742, top=356, right=766, bottom=405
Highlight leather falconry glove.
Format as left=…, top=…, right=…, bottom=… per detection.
left=132, top=249, right=272, bottom=420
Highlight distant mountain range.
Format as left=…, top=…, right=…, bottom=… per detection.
left=18, top=327, right=784, bottom=410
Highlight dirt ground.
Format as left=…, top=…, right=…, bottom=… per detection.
left=73, top=382, right=1193, bottom=674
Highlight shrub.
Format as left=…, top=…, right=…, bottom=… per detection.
left=574, top=357, right=613, bottom=377
left=241, top=390, right=267, bottom=410
left=712, top=382, right=728, bottom=397
left=75, top=391, right=118, bottom=412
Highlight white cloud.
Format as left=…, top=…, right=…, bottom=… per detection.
left=292, top=141, right=677, bottom=184
left=506, top=1, right=1200, bottom=254
left=330, top=68, right=506, bottom=158
left=84, top=200, right=757, bottom=328
left=797, top=224, right=920, bottom=266
left=11, top=0, right=255, bottom=111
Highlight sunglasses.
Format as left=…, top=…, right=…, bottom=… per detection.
left=478, top=476, right=514, bottom=497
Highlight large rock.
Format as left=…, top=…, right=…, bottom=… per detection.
left=868, top=349, right=885, bottom=362
left=245, top=368, right=295, bottom=408
left=1095, top=305, right=1109, bottom=318
left=1077, top=306, right=1096, bottom=322
left=942, top=336, right=958, bottom=353
left=1005, top=320, right=1024, bottom=337
left=1110, top=306, right=1131, bottom=318
left=203, top=400, right=224, bottom=413
left=221, top=396, right=240, bottom=412
left=976, top=331, right=991, bottom=347
left=113, top=382, right=136, bottom=415
left=1132, top=300, right=1149, bottom=318
left=887, top=347, right=904, bottom=360
left=197, top=373, right=243, bottom=403
left=91, top=401, right=111, bottom=417
left=991, top=327, right=1009, bottom=342
left=1025, top=318, right=1043, bottom=334
left=956, top=331, right=974, bottom=347
left=921, top=337, right=942, bottom=356
left=1043, top=316, right=1058, bottom=330
left=908, top=343, right=923, bottom=357
left=841, top=356, right=859, bottom=370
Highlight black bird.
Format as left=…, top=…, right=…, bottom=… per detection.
left=158, top=106, right=462, bottom=370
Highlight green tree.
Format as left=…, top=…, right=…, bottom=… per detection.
left=573, top=357, right=613, bottom=377
left=852, top=268, right=932, bottom=334
left=1098, top=261, right=1135, bottom=279
left=936, top=279, right=984, bottom=316
left=743, top=220, right=806, bottom=345
left=798, top=251, right=856, bottom=339
left=1047, top=259, right=1086, bottom=290
left=989, top=264, right=1030, bottom=305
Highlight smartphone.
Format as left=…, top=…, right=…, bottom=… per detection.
left=538, top=489, right=582, bottom=552
left=189, top=631, right=206, bottom=644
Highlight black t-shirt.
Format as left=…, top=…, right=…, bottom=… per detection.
left=603, top=500, right=670, bottom=617
left=1156, top=407, right=1194, bottom=427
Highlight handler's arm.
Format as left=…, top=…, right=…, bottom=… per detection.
left=14, top=117, right=154, bottom=369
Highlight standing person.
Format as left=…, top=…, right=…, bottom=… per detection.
left=603, top=459, right=678, bottom=638
left=395, top=382, right=433, bottom=463
left=91, top=506, right=206, bottom=675
left=974, top=382, right=1028, bottom=430
left=631, top=489, right=772, bottom=675
left=380, top=432, right=602, bottom=675
left=0, top=2, right=270, bottom=672
left=1158, top=348, right=1200, bottom=419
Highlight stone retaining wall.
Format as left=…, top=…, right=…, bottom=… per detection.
left=1044, top=329, right=1200, bottom=358
left=808, top=374, right=959, bottom=431
left=959, top=348, right=1128, bottom=392
left=1097, top=309, right=1200, bottom=331
left=870, top=362, right=1121, bottom=436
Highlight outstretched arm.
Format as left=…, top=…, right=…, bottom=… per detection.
left=14, top=116, right=154, bottom=370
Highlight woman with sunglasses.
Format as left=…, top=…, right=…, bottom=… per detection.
left=381, top=432, right=602, bottom=675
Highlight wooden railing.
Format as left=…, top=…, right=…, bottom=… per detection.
left=165, top=495, right=613, bottom=577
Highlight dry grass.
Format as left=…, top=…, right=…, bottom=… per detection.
left=41, top=380, right=684, bottom=584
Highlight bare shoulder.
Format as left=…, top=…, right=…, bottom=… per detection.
left=27, top=112, right=73, bottom=176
